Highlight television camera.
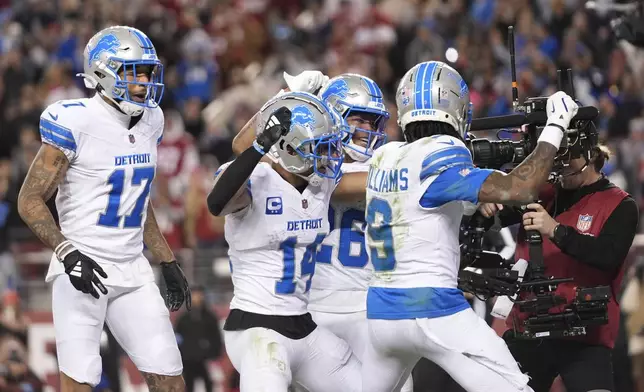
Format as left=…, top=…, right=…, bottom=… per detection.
left=465, top=26, right=600, bottom=177
left=458, top=26, right=610, bottom=340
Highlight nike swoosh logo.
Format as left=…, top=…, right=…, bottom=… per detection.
left=439, top=139, right=455, bottom=145
left=49, top=112, right=58, bottom=121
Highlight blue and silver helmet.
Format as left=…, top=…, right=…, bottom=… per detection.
left=396, top=61, right=472, bottom=140
left=79, top=25, right=164, bottom=116
left=260, top=92, right=347, bottom=186
left=319, top=73, right=389, bottom=162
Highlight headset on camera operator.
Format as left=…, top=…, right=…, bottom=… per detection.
left=480, top=143, right=639, bottom=392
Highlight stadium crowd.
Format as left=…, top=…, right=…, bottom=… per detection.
left=1, top=0, right=644, bottom=390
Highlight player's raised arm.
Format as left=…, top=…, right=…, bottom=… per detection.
left=232, top=112, right=261, bottom=156
left=17, top=144, right=69, bottom=249
left=478, top=91, right=578, bottom=205
left=208, top=106, right=292, bottom=216
left=231, top=71, right=328, bottom=155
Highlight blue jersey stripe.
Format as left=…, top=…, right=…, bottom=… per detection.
left=366, top=287, right=470, bottom=320
left=420, top=146, right=472, bottom=181
left=40, top=118, right=74, bottom=140
left=40, top=127, right=77, bottom=151
left=414, top=63, right=428, bottom=109
left=419, top=165, right=494, bottom=208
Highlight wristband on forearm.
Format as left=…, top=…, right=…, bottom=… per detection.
left=55, top=240, right=75, bottom=261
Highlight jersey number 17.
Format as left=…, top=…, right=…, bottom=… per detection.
left=98, top=167, right=155, bottom=228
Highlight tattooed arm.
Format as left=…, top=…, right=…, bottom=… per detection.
left=478, top=142, right=558, bottom=206
left=478, top=91, right=579, bottom=206
left=143, top=202, right=175, bottom=263
left=232, top=112, right=260, bottom=156
left=17, top=144, right=70, bottom=250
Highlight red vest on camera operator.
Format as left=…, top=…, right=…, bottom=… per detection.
left=506, top=184, right=628, bottom=348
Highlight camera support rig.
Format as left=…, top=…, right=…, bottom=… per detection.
left=458, top=26, right=611, bottom=340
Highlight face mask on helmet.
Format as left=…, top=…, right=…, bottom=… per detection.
left=111, top=61, right=164, bottom=110
left=295, top=133, right=344, bottom=182
left=341, top=110, right=388, bottom=161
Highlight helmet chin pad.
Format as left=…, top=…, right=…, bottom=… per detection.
left=344, top=143, right=369, bottom=162
left=118, top=100, right=144, bottom=116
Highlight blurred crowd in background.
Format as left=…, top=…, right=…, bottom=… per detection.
left=1, top=0, right=644, bottom=390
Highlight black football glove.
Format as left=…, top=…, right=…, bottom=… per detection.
left=161, top=260, right=191, bottom=311
left=60, top=248, right=108, bottom=299
left=255, top=106, right=292, bottom=153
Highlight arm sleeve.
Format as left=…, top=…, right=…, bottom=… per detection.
left=208, top=153, right=260, bottom=216
left=553, top=197, right=639, bottom=272
left=39, top=106, right=78, bottom=162
left=213, top=161, right=253, bottom=200
left=418, top=143, right=495, bottom=209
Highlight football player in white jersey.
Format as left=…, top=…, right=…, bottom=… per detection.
left=307, top=72, right=412, bottom=392
left=362, top=60, right=579, bottom=392
left=207, top=92, right=367, bottom=392
left=17, top=26, right=190, bottom=391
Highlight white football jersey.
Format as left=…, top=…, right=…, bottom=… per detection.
left=223, top=162, right=336, bottom=316
left=309, top=160, right=371, bottom=313
left=43, top=95, right=164, bottom=287
left=364, top=135, right=495, bottom=320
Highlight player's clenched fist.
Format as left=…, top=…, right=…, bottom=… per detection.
left=283, top=70, right=329, bottom=94
left=255, top=106, right=292, bottom=153
left=546, top=91, right=579, bottom=131
left=56, top=240, right=108, bottom=299
left=161, top=260, right=191, bottom=311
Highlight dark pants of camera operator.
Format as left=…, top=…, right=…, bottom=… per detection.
left=492, top=162, right=638, bottom=392
left=505, top=336, right=613, bottom=392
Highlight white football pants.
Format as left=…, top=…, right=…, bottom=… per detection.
left=52, top=275, right=182, bottom=386
left=310, top=310, right=414, bottom=392
left=363, top=307, right=533, bottom=392
left=224, top=325, right=361, bottom=392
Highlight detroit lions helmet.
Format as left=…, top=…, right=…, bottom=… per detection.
left=78, top=26, right=164, bottom=116
left=319, top=74, right=389, bottom=162
left=259, top=92, right=346, bottom=186
left=396, top=61, right=472, bottom=139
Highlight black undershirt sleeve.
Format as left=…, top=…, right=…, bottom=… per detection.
left=207, top=145, right=264, bottom=216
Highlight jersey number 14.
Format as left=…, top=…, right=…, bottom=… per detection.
left=275, top=233, right=326, bottom=295
left=98, top=167, right=155, bottom=228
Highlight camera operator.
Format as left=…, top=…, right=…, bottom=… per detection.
left=480, top=144, right=638, bottom=392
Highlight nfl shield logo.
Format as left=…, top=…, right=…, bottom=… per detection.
left=576, top=214, right=593, bottom=232
left=302, top=199, right=308, bottom=209
left=129, top=134, right=135, bottom=144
